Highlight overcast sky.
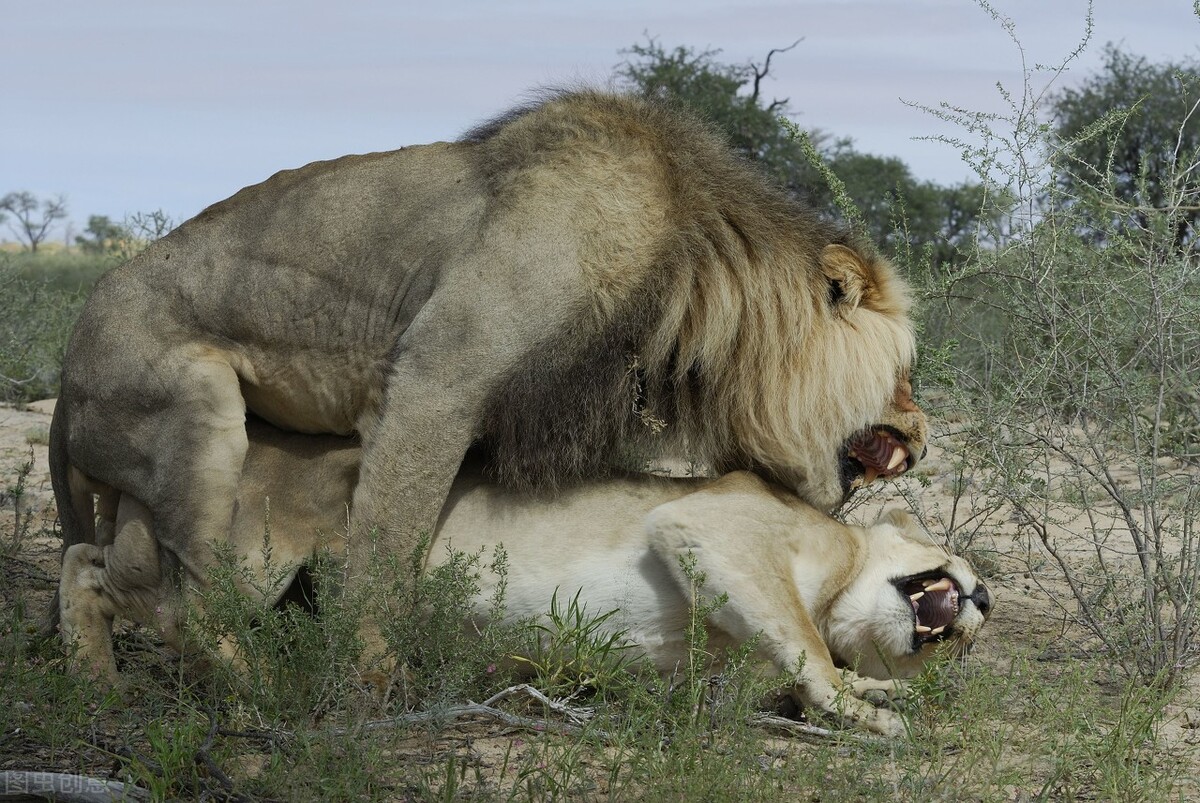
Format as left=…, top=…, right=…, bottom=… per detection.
left=3, top=0, right=1199, bottom=240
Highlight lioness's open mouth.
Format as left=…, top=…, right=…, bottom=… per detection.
left=896, top=573, right=960, bottom=647
left=844, top=428, right=913, bottom=490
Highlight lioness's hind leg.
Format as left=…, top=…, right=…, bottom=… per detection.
left=59, top=495, right=163, bottom=687
left=59, top=542, right=121, bottom=685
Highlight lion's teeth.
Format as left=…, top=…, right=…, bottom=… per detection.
left=915, top=625, right=932, bottom=634
left=909, top=592, right=925, bottom=602
left=930, top=626, right=945, bottom=635
left=923, top=578, right=953, bottom=592
left=887, top=446, right=907, bottom=471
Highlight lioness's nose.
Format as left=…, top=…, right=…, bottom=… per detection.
left=970, top=584, right=992, bottom=616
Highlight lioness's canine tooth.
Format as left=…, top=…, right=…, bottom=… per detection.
left=923, top=578, right=953, bottom=593
left=915, top=625, right=932, bottom=633
left=887, top=445, right=907, bottom=471
left=929, top=626, right=945, bottom=635
left=909, top=592, right=925, bottom=602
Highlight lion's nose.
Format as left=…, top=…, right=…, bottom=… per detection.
left=969, top=584, right=992, bottom=616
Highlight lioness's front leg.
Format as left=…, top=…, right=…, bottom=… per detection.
left=646, top=476, right=906, bottom=737
left=653, top=543, right=905, bottom=737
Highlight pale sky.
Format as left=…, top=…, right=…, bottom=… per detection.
left=3, top=0, right=1198, bottom=240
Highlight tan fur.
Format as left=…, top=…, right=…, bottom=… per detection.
left=49, top=91, right=927, bottom=655
left=60, top=422, right=987, bottom=737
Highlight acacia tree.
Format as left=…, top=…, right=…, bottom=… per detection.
left=1, top=191, right=69, bottom=253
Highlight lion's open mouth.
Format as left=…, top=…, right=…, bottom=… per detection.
left=845, top=429, right=912, bottom=489
left=896, top=573, right=960, bottom=647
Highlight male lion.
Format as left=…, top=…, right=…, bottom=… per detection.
left=59, top=420, right=988, bottom=737
left=50, top=90, right=927, bottom=650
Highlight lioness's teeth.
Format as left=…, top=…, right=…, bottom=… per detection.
left=915, top=625, right=932, bottom=634
left=887, top=446, right=907, bottom=471
left=930, top=626, right=946, bottom=636
left=909, top=592, right=925, bottom=602
left=923, top=578, right=953, bottom=592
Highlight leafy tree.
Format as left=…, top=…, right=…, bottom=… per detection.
left=1, top=191, right=68, bottom=253
left=614, top=38, right=993, bottom=266
left=826, top=144, right=997, bottom=269
left=1051, top=45, right=1200, bottom=254
left=616, top=38, right=826, bottom=197
left=75, top=215, right=131, bottom=254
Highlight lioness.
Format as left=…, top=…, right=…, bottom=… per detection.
left=50, top=91, right=928, bottom=653
left=60, top=421, right=988, bottom=737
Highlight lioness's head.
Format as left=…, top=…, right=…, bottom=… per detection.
left=823, top=509, right=991, bottom=679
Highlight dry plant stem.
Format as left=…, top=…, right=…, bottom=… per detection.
left=749, top=714, right=883, bottom=746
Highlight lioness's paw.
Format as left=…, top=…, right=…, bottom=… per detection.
left=862, top=706, right=907, bottom=738
left=847, top=675, right=909, bottom=701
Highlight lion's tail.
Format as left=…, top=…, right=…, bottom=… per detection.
left=45, top=403, right=97, bottom=636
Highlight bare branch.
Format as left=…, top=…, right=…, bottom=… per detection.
left=749, top=39, right=802, bottom=105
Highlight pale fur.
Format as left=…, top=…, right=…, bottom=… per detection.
left=49, top=90, right=927, bottom=658
left=59, top=422, right=986, bottom=737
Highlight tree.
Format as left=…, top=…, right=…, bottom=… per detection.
left=1050, top=45, right=1200, bottom=254
left=616, top=38, right=827, bottom=198
left=75, top=215, right=131, bottom=254
left=1, top=191, right=68, bottom=253
left=825, top=144, right=998, bottom=269
left=614, top=38, right=994, bottom=266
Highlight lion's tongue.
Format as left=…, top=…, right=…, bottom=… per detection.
left=849, top=430, right=909, bottom=482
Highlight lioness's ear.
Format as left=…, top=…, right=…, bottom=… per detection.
left=819, top=244, right=869, bottom=312
left=880, top=508, right=911, bottom=529
left=880, top=508, right=936, bottom=545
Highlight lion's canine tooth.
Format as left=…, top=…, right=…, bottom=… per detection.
left=887, top=445, right=907, bottom=471
left=909, top=592, right=925, bottom=602
left=915, top=625, right=932, bottom=634
left=923, top=578, right=953, bottom=593
left=929, top=626, right=945, bottom=635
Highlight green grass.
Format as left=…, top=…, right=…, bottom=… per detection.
left=3, top=476, right=1196, bottom=803
left=4, top=249, right=117, bottom=293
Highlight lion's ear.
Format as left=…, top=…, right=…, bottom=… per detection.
left=819, top=244, right=870, bottom=312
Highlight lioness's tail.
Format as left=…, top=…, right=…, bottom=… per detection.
left=45, top=403, right=97, bottom=635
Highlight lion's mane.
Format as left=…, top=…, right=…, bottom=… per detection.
left=471, top=91, right=915, bottom=490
